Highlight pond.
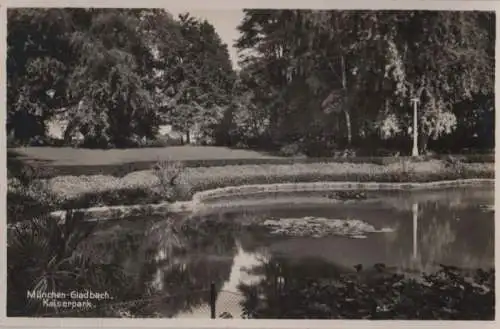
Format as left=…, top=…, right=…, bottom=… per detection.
left=83, top=186, right=494, bottom=318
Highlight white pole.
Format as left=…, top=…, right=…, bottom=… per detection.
left=412, top=202, right=419, bottom=260
left=411, top=98, right=419, bottom=156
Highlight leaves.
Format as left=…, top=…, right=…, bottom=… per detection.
left=8, top=9, right=235, bottom=147
left=235, top=10, right=494, bottom=153
left=239, top=258, right=495, bottom=319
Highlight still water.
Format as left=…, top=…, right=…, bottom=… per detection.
left=90, top=186, right=494, bottom=318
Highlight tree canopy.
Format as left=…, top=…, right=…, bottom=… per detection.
left=233, top=9, right=494, bottom=155
left=7, top=9, right=494, bottom=154
left=7, top=8, right=235, bottom=148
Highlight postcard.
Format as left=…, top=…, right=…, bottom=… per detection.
left=1, top=0, right=498, bottom=328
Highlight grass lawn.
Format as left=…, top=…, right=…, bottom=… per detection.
left=10, top=146, right=279, bottom=166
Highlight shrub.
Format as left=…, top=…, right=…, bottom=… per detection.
left=37, top=160, right=494, bottom=207
left=461, top=153, right=495, bottom=163
left=279, top=143, right=305, bottom=157
left=7, top=211, right=132, bottom=317
left=7, top=176, right=61, bottom=223
left=7, top=133, right=21, bottom=148
left=141, top=135, right=184, bottom=148
left=59, top=187, right=165, bottom=208
left=152, top=160, right=188, bottom=201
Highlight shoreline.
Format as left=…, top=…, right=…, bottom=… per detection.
left=49, top=178, right=495, bottom=221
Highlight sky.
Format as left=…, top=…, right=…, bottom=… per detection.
left=167, top=9, right=245, bottom=70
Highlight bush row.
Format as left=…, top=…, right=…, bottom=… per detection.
left=16, top=153, right=495, bottom=179
left=187, top=165, right=493, bottom=199
left=34, top=161, right=494, bottom=209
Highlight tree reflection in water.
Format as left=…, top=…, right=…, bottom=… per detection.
left=382, top=198, right=494, bottom=273
left=237, top=255, right=494, bottom=319
left=9, top=187, right=494, bottom=318
left=84, top=214, right=238, bottom=317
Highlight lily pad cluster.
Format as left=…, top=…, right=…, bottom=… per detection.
left=262, top=216, right=394, bottom=239
left=326, top=191, right=368, bottom=200
left=239, top=264, right=495, bottom=320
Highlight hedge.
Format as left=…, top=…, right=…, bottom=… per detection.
left=42, top=161, right=494, bottom=208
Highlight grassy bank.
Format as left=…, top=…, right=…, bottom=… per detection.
left=9, top=147, right=494, bottom=178
left=15, top=160, right=492, bottom=211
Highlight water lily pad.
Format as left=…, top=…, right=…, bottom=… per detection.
left=261, top=216, right=394, bottom=238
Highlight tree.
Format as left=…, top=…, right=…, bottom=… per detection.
left=64, top=9, right=163, bottom=147
left=7, top=9, right=161, bottom=147
left=235, top=10, right=494, bottom=155
left=7, top=9, right=238, bottom=148
left=7, top=9, right=83, bottom=143
left=380, top=11, right=494, bottom=153
left=159, top=13, right=236, bottom=145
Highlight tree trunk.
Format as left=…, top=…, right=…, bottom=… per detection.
left=185, top=130, right=191, bottom=144
left=340, top=56, right=352, bottom=146
left=420, top=133, right=430, bottom=154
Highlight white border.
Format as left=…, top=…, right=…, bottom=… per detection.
left=1, top=1, right=499, bottom=328
left=2, top=0, right=500, bottom=10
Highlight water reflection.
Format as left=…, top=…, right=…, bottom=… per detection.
left=235, top=254, right=495, bottom=319
left=83, top=216, right=239, bottom=317
left=412, top=203, right=418, bottom=260
left=176, top=242, right=265, bottom=318
left=79, top=187, right=494, bottom=318
left=383, top=192, right=494, bottom=272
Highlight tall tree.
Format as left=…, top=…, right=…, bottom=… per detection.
left=66, top=9, right=158, bottom=147
left=235, top=10, right=494, bottom=154
left=7, top=9, right=84, bottom=143
left=375, top=11, right=494, bottom=153
left=8, top=8, right=236, bottom=148
left=161, top=13, right=236, bottom=144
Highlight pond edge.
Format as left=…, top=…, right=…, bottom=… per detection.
left=48, top=179, right=495, bottom=222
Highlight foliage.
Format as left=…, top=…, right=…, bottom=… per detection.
left=160, top=13, right=236, bottom=145
left=238, top=259, right=494, bottom=320
left=7, top=211, right=132, bottom=316
left=7, top=153, right=61, bottom=223
left=152, top=160, right=187, bottom=201
left=139, top=135, right=184, bottom=148
left=278, top=143, right=305, bottom=157
left=75, top=216, right=239, bottom=317
left=7, top=9, right=78, bottom=143
left=7, top=9, right=235, bottom=148
left=7, top=9, right=494, bottom=154
left=35, top=160, right=493, bottom=207
left=7, top=178, right=60, bottom=223
left=6, top=152, right=137, bottom=316
left=234, top=10, right=494, bottom=154
left=375, top=114, right=403, bottom=140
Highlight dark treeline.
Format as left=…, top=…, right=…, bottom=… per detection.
left=7, top=8, right=236, bottom=148
left=7, top=9, right=495, bottom=155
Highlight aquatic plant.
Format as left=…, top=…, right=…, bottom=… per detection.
left=239, top=258, right=495, bottom=320
left=7, top=211, right=130, bottom=316
left=261, top=217, right=394, bottom=239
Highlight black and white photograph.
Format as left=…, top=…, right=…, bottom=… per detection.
left=3, top=1, right=496, bottom=323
